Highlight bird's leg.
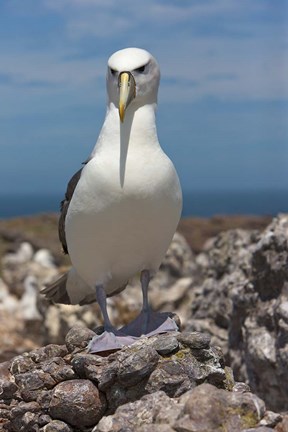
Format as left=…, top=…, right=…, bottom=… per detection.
left=95, top=284, right=114, bottom=332
left=140, top=269, right=151, bottom=333
left=120, top=269, right=179, bottom=337
left=87, top=284, right=137, bottom=353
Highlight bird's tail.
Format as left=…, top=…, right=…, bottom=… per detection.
left=41, top=268, right=97, bottom=305
left=41, top=273, right=71, bottom=304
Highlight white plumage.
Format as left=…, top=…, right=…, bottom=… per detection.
left=43, top=48, right=182, bottom=352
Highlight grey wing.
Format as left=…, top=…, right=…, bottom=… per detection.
left=59, top=160, right=90, bottom=254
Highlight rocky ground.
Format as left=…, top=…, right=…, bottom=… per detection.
left=0, top=213, right=288, bottom=431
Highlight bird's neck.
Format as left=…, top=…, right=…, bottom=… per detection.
left=94, top=102, right=160, bottom=154
left=92, top=103, right=161, bottom=187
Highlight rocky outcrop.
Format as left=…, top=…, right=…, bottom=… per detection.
left=1, top=213, right=288, bottom=427
left=0, top=330, right=219, bottom=430
left=186, top=214, right=288, bottom=411
left=1, top=328, right=285, bottom=432
left=95, top=384, right=269, bottom=432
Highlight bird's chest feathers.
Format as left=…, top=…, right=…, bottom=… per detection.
left=86, top=142, right=166, bottom=199
left=70, top=149, right=172, bottom=225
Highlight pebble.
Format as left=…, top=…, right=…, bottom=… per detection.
left=177, top=331, right=211, bottom=349
left=152, top=335, right=179, bottom=356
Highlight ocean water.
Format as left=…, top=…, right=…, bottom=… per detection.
left=0, top=190, right=287, bottom=219
left=182, top=189, right=288, bottom=217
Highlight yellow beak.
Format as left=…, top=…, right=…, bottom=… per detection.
left=118, top=72, right=136, bottom=122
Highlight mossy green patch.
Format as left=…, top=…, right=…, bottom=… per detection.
left=224, top=366, right=235, bottom=391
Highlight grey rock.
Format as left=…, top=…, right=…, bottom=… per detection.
left=186, top=215, right=288, bottom=411
left=152, top=334, right=179, bottom=355
left=275, top=415, right=288, bottom=431
left=259, top=410, right=282, bottom=428
left=117, top=346, right=159, bottom=386
left=145, top=359, right=193, bottom=398
left=49, top=379, right=106, bottom=428
left=37, top=390, right=53, bottom=410
left=8, top=401, right=41, bottom=432
left=94, top=391, right=180, bottom=432
left=0, top=379, right=18, bottom=400
left=146, top=334, right=226, bottom=397
left=14, top=368, right=55, bottom=403
left=38, top=414, right=52, bottom=427
left=243, top=428, right=275, bottom=432
left=160, top=232, right=196, bottom=278
left=10, top=354, right=36, bottom=375
left=29, top=345, right=68, bottom=363
left=95, top=383, right=268, bottom=432
left=174, top=383, right=265, bottom=432
left=177, top=331, right=211, bottom=349
left=71, top=353, right=118, bottom=390
left=233, top=382, right=251, bottom=393
left=41, top=357, right=76, bottom=383
left=41, top=420, right=73, bottom=431
left=136, top=426, right=175, bottom=432
left=0, top=403, right=11, bottom=430
left=0, top=362, right=18, bottom=401
left=65, top=325, right=96, bottom=352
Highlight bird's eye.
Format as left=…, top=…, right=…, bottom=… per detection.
left=134, top=65, right=146, bottom=73
left=110, top=68, right=117, bottom=76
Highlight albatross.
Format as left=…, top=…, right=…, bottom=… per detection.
left=42, top=47, right=182, bottom=353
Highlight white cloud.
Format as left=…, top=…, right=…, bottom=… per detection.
left=0, top=51, right=100, bottom=86
left=157, top=33, right=288, bottom=102
left=0, top=0, right=287, bottom=106
left=43, top=0, right=265, bottom=25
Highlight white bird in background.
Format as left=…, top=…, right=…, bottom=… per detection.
left=42, top=47, right=182, bottom=353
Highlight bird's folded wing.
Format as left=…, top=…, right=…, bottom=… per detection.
left=59, top=159, right=90, bottom=254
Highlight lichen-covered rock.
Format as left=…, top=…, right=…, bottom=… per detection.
left=94, top=383, right=267, bottom=432
left=175, top=383, right=265, bottom=432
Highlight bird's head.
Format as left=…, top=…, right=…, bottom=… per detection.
left=107, top=47, right=160, bottom=122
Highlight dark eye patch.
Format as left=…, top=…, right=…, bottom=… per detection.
left=110, top=68, right=117, bottom=75
left=134, top=65, right=146, bottom=73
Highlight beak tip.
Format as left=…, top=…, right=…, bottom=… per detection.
left=119, top=106, right=125, bottom=123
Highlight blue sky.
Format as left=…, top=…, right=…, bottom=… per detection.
left=0, top=0, right=287, bottom=196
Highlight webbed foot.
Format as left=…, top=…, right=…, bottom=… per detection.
left=88, top=330, right=138, bottom=353
left=120, top=310, right=178, bottom=337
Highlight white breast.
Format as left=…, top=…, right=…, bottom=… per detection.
left=66, top=150, right=181, bottom=296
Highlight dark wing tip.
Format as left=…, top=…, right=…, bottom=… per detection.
left=41, top=273, right=71, bottom=304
